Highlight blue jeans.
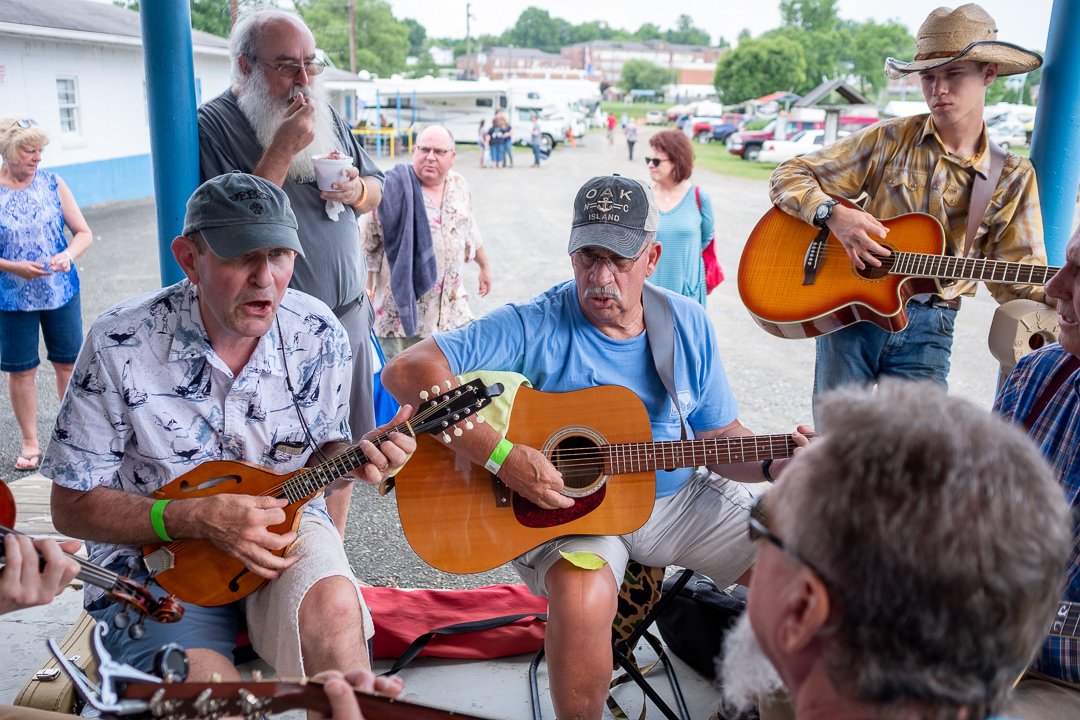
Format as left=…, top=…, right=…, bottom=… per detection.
left=813, top=299, right=957, bottom=420
left=531, top=143, right=542, bottom=165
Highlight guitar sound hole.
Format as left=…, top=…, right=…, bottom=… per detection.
left=856, top=252, right=895, bottom=280
left=550, top=436, right=604, bottom=496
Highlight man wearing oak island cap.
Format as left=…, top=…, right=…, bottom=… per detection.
left=42, top=172, right=416, bottom=682
left=383, top=174, right=811, bottom=720
left=769, top=3, right=1046, bottom=418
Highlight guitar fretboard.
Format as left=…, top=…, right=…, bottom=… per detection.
left=1049, top=601, right=1080, bottom=639
left=889, top=253, right=1058, bottom=285
left=602, top=433, right=810, bottom=474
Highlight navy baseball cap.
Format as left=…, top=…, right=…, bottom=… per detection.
left=182, top=172, right=304, bottom=259
left=568, top=175, right=659, bottom=258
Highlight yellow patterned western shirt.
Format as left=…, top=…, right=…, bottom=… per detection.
left=769, top=114, right=1046, bottom=303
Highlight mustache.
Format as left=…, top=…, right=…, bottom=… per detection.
left=584, top=285, right=621, bottom=300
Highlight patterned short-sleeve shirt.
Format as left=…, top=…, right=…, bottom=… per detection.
left=41, top=280, right=353, bottom=580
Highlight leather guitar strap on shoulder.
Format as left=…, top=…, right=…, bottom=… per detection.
left=964, top=139, right=1006, bottom=258
left=641, top=282, right=687, bottom=441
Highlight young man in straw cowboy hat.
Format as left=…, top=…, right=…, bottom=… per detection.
left=769, top=3, right=1047, bottom=416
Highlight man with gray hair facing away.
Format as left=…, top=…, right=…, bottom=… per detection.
left=198, top=9, right=384, bottom=532
left=719, top=380, right=1071, bottom=720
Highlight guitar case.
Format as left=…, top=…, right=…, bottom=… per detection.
left=13, top=610, right=98, bottom=715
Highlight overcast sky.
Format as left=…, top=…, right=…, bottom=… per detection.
left=386, top=0, right=1054, bottom=54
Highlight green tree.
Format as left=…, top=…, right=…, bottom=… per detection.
left=850, top=20, right=913, bottom=96
left=503, top=7, right=570, bottom=53
left=634, top=23, right=663, bottom=41
left=620, top=59, right=670, bottom=93
left=713, top=35, right=806, bottom=103
left=296, top=0, right=409, bottom=76
left=401, top=17, right=427, bottom=57
left=664, top=14, right=710, bottom=46
left=779, top=0, right=840, bottom=32
left=113, top=0, right=272, bottom=37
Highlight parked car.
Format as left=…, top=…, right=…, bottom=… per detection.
left=645, top=110, right=665, bottom=125
left=989, top=121, right=1028, bottom=151
left=729, top=116, right=874, bottom=161
left=692, top=113, right=746, bottom=143
left=757, top=129, right=849, bottom=164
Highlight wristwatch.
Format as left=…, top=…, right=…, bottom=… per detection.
left=813, top=199, right=839, bottom=228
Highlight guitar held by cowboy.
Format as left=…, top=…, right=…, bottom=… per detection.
left=738, top=196, right=1057, bottom=340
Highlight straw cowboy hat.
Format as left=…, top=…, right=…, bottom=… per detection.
left=884, top=3, right=1042, bottom=79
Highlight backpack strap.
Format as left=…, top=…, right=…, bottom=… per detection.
left=381, top=613, right=548, bottom=676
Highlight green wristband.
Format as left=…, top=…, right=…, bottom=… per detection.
left=150, top=499, right=173, bottom=542
left=484, top=438, right=514, bottom=475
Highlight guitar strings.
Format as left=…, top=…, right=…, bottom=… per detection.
left=540, top=434, right=811, bottom=470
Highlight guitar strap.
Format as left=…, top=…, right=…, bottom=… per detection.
left=641, top=282, right=688, bottom=441
left=964, top=138, right=1006, bottom=258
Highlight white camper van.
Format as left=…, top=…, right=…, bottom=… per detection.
left=354, top=78, right=572, bottom=153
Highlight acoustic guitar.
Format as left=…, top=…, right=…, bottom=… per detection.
left=738, top=202, right=1057, bottom=339
left=393, top=384, right=808, bottom=574
left=143, top=379, right=498, bottom=607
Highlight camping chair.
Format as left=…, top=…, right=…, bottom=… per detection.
left=528, top=562, right=695, bottom=720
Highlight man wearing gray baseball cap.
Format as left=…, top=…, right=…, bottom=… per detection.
left=43, top=172, right=416, bottom=684
left=383, top=174, right=811, bottom=720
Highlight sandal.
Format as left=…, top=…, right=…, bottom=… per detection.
left=14, top=452, right=40, bottom=471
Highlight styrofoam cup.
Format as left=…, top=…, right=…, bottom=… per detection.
left=312, top=156, right=352, bottom=191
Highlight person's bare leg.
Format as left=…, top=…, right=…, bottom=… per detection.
left=545, top=560, right=619, bottom=720
left=186, top=648, right=241, bottom=682
left=298, top=575, right=368, bottom=674
left=9, top=368, right=40, bottom=464
left=52, top=361, right=74, bottom=400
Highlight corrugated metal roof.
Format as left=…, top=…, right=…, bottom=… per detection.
left=0, top=0, right=229, bottom=48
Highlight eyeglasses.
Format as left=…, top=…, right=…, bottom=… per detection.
left=644, top=157, right=666, bottom=168
left=10, top=119, right=38, bottom=130
left=571, top=246, right=647, bottom=275
left=414, top=145, right=452, bottom=158
left=257, top=59, right=326, bottom=79
left=747, top=493, right=829, bottom=583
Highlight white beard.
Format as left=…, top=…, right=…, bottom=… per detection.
left=718, top=614, right=787, bottom=717
left=236, top=69, right=339, bottom=184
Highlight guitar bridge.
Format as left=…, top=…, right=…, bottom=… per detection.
left=802, top=225, right=830, bottom=286
left=492, top=477, right=510, bottom=507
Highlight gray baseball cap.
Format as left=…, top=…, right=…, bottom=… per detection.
left=568, top=175, right=659, bottom=258
left=182, top=172, right=304, bottom=259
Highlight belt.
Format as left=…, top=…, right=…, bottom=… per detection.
left=911, top=294, right=962, bottom=311
left=333, top=292, right=366, bottom=319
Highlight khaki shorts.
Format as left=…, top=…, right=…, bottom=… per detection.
left=512, top=469, right=765, bottom=595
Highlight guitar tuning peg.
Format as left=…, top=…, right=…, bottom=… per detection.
left=442, top=432, right=452, bottom=443
left=476, top=414, right=486, bottom=424
left=465, top=420, right=474, bottom=430
left=431, top=385, right=440, bottom=394
left=454, top=427, right=463, bottom=437
left=128, top=620, right=146, bottom=640
left=419, top=390, right=429, bottom=401
left=444, top=379, right=452, bottom=389
left=113, top=610, right=131, bottom=629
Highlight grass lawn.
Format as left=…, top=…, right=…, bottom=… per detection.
left=694, top=141, right=777, bottom=182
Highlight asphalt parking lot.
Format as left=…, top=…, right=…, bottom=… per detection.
left=1, top=126, right=1013, bottom=593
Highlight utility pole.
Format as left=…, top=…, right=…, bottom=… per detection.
left=465, top=2, right=473, bottom=79
left=348, top=0, right=357, bottom=74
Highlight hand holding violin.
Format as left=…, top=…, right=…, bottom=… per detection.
left=0, top=534, right=81, bottom=615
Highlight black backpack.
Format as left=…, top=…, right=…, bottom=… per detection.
left=656, top=572, right=747, bottom=679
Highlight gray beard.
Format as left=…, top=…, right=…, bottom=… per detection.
left=718, top=614, right=788, bottom=717
left=236, top=70, right=339, bottom=184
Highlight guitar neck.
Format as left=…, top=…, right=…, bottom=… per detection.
left=280, top=425, right=409, bottom=504
left=890, top=253, right=1057, bottom=285
left=1049, top=601, right=1080, bottom=639
left=602, top=433, right=811, bottom=474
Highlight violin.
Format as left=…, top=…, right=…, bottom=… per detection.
left=0, top=480, right=183, bottom=634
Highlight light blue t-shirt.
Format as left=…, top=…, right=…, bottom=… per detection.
left=434, top=280, right=738, bottom=497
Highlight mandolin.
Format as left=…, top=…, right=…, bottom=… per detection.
left=0, top=480, right=182, bottom=632
left=737, top=200, right=1056, bottom=339
left=143, top=379, right=499, bottom=606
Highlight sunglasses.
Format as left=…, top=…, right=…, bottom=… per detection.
left=748, top=493, right=829, bottom=583
left=644, top=157, right=666, bottom=168
left=258, top=59, right=326, bottom=80
left=10, top=119, right=38, bottom=130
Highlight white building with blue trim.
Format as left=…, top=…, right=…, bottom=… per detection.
left=0, top=0, right=232, bottom=207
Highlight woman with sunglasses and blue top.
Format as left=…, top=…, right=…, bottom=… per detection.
left=645, top=129, right=713, bottom=307
left=0, top=116, right=92, bottom=472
